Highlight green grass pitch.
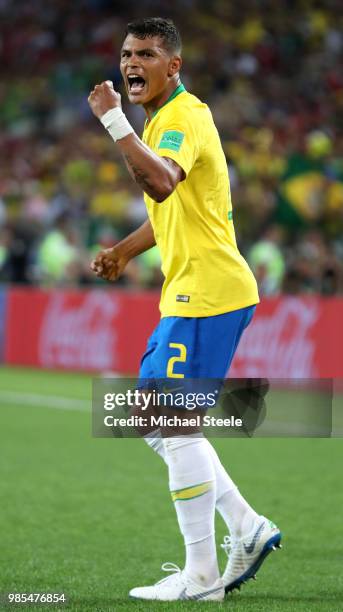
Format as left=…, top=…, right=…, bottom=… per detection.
left=0, top=366, right=342, bottom=611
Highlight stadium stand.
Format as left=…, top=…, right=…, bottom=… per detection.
left=0, top=0, right=342, bottom=294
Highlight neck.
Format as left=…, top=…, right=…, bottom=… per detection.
left=143, top=77, right=181, bottom=120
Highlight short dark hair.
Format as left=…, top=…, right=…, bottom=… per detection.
left=125, top=17, right=182, bottom=54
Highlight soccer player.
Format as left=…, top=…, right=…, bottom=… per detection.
left=88, top=17, right=281, bottom=602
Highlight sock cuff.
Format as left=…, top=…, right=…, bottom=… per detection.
left=144, top=428, right=161, bottom=439
left=164, top=434, right=206, bottom=453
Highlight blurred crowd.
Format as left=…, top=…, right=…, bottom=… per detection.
left=0, top=0, right=342, bottom=295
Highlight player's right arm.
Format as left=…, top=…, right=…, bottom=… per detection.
left=88, top=81, right=184, bottom=202
left=91, top=218, right=155, bottom=281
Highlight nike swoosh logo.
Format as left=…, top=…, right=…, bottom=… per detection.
left=162, top=386, right=185, bottom=394
left=179, top=586, right=223, bottom=600
left=243, top=522, right=265, bottom=554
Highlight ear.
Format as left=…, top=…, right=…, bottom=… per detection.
left=168, top=55, right=182, bottom=77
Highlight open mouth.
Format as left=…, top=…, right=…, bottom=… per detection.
left=127, top=74, right=146, bottom=94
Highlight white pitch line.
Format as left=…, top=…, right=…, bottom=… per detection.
left=0, top=391, right=89, bottom=412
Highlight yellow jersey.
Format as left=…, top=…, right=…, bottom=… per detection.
left=142, top=84, right=259, bottom=317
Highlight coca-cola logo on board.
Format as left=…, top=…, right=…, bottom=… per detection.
left=39, top=291, right=118, bottom=369
left=231, top=298, right=320, bottom=378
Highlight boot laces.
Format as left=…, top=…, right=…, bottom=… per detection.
left=221, top=535, right=233, bottom=558
left=156, top=562, right=182, bottom=585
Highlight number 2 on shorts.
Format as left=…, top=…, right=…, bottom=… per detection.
left=167, top=343, right=187, bottom=378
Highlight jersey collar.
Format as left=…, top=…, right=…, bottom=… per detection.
left=145, top=83, right=186, bottom=127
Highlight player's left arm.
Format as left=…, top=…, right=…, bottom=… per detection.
left=88, top=81, right=184, bottom=202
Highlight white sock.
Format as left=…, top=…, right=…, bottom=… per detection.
left=163, top=436, right=219, bottom=587
left=145, top=430, right=257, bottom=538
left=216, top=487, right=258, bottom=538
left=205, top=440, right=258, bottom=538
left=144, top=430, right=258, bottom=538
left=203, top=438, right=236, bottom=498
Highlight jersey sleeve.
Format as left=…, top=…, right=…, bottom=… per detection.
left=154, top=113, right=201, bottom=176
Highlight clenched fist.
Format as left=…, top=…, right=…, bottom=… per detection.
left=88, top=80, right=122, bottom=119
left=91, top=245, right=129, bottom=282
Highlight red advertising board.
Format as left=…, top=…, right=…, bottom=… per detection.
left=0, top=287, right=7, bottom=363
left=230, top=296, right=343, bottom=378
left=5, top=287, right=160, bottom=374
left=4, top=288, right=343, bottom=377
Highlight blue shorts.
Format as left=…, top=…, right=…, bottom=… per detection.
left=138, top=305, right=256, bottom=381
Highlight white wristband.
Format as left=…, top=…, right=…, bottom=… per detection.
left=100, top=107, right=134, bottom=142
